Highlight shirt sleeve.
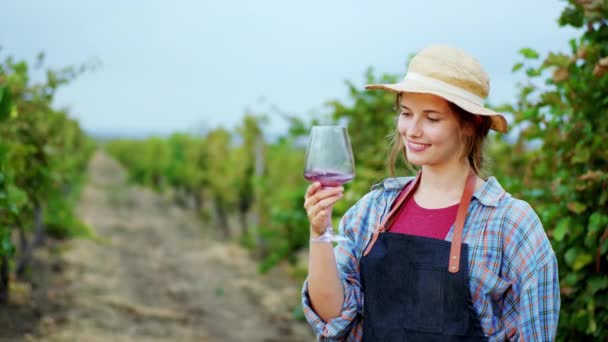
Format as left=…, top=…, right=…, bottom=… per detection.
left=301, top=190, right=379, bottom=341
left=517, top=255, right=560, bottom=341
left=499, top=200, right=561, bottom=341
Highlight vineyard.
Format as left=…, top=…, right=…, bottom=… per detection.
left=1, top=0, right=607, bottom=340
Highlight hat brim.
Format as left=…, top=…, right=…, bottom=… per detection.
left=365, top=81, right=508, bottom=133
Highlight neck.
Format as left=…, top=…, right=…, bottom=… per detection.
left=419, top=162, right=472, bottom=200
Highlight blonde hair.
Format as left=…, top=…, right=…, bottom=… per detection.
left=387, top=93, right=492, bottom=176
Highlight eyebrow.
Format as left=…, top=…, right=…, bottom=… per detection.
left=400, top=104, right=443, bottom=114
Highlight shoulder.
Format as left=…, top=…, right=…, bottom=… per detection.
left=477, top=177, right=542, bottom=229
left=495, top=189, right=543, bottom=239
left=348, top=176, right=414, bottom=211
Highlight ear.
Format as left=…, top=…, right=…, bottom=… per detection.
left=461, top=121, right=475, bottom=137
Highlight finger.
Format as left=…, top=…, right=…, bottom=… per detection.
left=305, top=187, right=342, bottom=211
left=305, top=184, right=339, bottom=203
left=316, top=193, right=343, bottom=210
left=308, top=193, right=343, bottom=218
left=304, top=183, right=320, bottom=209
left=305, top=182, right=322, bottom=197
left=310, top=186, right=344, bottom=203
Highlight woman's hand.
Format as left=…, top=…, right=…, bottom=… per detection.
left=304, top=182, right=344, bottom=238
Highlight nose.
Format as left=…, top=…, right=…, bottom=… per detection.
left=407, top=117, right=423, bottom=138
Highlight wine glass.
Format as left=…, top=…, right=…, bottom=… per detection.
left=304, top=125, right=355, bottom=242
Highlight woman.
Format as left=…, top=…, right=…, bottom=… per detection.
left=302, top=45, right=560, bottom=341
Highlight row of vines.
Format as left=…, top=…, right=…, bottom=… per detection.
left=0, top=53, right=96, bottom=303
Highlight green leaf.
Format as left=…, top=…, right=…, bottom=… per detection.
left=567, top=201, right=587, bottom=214
left=565, top=248, right=577, bottom=267
left=588, top=213, right=606, bottom=233
left=588, top=276, right=608, bottom=294
left=564, top=272, right=579, bottom=286
left=573, top=252, right=593, bottom=271
left=512, top=62, right=524, bottom=73
left=526, top=67, right=542, bottom=77
left=589, top=318, right=597, bottom=334
left=572, top=149, right=591, bottom=164
left=553, top=217, right=570, bottom=241
left=519, top=47, right=540, bottom=59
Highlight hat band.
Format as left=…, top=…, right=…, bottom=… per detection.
left=404, top=72, right=485, bottom=106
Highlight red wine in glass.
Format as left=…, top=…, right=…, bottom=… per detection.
left=304, top=125, right=355, bottom=243
left=304, top=169, right=354, bottom=187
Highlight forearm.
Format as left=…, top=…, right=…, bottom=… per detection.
left=307, top=239, right=345, bottom=322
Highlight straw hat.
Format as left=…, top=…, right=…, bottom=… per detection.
left=365, top=44, right=508, bottom=133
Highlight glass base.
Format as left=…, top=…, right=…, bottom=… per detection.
left=310, top=227, right=348, bottom=243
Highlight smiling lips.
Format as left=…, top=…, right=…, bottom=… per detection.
left=407, top=141, right=431, bottom=152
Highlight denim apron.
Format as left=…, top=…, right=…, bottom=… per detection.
left=360, top=172, right=487, bottom=341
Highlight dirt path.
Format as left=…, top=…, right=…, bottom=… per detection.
left=1, top=151, right=313, bottom=341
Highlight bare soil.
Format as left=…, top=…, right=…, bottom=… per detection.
left=0, top=151, right=314, bottom=342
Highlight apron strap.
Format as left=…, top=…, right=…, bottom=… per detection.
left=363, top=172, right=421, bottom=257
left=448, top=171, right=476, bottom=273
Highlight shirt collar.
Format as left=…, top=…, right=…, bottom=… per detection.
left=474, top=177, right=505, bottom=207
left=372, top=175, right=505, bottom=208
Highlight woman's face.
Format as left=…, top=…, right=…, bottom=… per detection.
left=397, top=92, right=467, bottom=169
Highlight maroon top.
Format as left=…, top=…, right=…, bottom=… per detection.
left=389, top=182, right=459, bottom=240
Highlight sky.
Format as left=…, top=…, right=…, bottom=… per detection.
left=1, top=1, right=579, bottom=138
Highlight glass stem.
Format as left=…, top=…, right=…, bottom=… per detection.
left=325, top=206, right=333, bottom=231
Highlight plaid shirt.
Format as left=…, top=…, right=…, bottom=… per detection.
left=302, top=176, right=560, bottom=341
